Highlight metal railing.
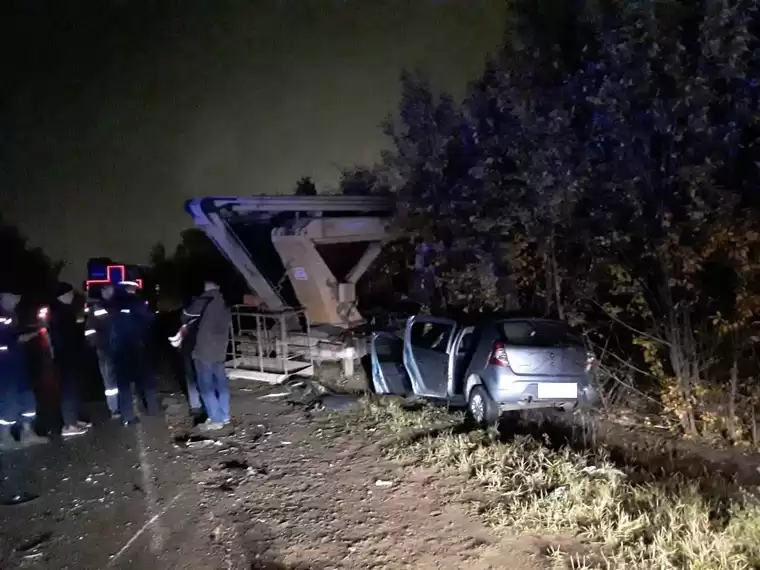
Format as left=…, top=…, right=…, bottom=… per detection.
left=227, top=306, right=313, bottom=378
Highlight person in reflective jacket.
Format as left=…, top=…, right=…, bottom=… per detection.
left=174, top=292, right=212, bottom=419
left=0, top=291, right=48, bottom=448
left=84, top=284, right=119, bottom=417
left=48, top=283, right=91, bottom=437
left=111, top=282, right=159, bottom=425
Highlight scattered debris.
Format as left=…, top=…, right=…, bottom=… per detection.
left=172, top=433, right=212, bottom=446
left=16, top=531, right=52, bottom=553
left=219, top=459, right=249, bottom=471
left=258, top=392, right=291, bottom=400
left=1, top=492, right=39, bottom=506
left=581, top=465, right=627, bottom=479
left=248, top=464, right=269, bottom=476
left=547, top=486, right=568, bottom=500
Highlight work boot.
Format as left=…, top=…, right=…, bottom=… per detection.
left=17, top=423, right=48, bottom=446
left=0, top=427, right=18, bottom=450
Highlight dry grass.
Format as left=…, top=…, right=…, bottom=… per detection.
left=345, top=398, right=760, bottom=570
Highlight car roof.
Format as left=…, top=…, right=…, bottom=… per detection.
left=436, top=311, right=568, bottom=327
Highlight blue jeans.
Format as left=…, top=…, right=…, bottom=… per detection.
left=0, top=359, right=37, bottom=427
left=194, top=360, right=229, bottom=424
left=114, top=344, right=160, bottom=422
left=183, top=351, right=202, bottom=411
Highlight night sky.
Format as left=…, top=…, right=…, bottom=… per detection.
left=0, top=0, right=506, bottom=282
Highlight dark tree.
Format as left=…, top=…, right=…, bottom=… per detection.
left=294, top=176, right=318, bottom=196
left=0, top=217, right=62, bottom=305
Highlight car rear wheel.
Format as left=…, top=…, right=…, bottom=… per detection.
left=468, top=385, right=499, bottom=427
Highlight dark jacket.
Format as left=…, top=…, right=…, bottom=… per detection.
left=48, top=301, right=87, bottom=367
left=182, top=290, right=230, bottom=363
left=0, top=309, right=26, bottom=375
left=84, top=299, right=115, bottom=353
left=110, top=290, right=154, bottom=353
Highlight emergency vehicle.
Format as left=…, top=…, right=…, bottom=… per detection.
left=84, top=262, right=144, bottom=298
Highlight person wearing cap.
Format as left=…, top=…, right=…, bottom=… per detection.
left=169, top=280, right=231, bottom=430
left=48, top=283, right=90, bottom=437
left=111, top=281, right=159, bottom=424
left=0, top=290, right=48, bottom=448
left=84, top=284, right=119, bottom=417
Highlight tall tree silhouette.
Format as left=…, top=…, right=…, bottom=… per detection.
left=294, top=176, right=318, bottom=196
left=0, top=216, right=63, bottom=303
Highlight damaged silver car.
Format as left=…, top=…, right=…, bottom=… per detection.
left=370, top=316, right=598, bottom=425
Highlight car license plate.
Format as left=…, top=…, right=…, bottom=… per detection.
left=537, top=383, right=577, bottom=399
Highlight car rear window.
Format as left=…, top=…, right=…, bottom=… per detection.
left=499, top=321, right=583, bottom=348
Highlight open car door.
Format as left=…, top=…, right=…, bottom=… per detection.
left=447, top=325, right=476, bottom=402
left=370, top=332, right=411, bottom=396
left=403, top=316, right=458, bottom=398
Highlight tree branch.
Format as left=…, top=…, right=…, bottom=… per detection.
left=587, top=299, right=671, bottom=347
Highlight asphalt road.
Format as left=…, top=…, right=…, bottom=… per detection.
left=0, top=398, right=210, bottom=570
left=0, top=312, right=221, bottom=569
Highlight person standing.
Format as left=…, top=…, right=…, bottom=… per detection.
left=171, top=281, right=231, bottom=431
left=0, top=291, right=48, bottom=448
left=84, top=284, right=119, bottom=417
left=48, top=283, right=91, bottom=437
left=111, top=282, right=159, bottom=425
left=181, top=320, right=204, bottom=418
left=172, top=293, right=211, bottom=420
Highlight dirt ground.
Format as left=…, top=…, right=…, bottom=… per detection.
left=166, top=383, right=544, bottom=570
left=0, top=380, right=545, bottom=570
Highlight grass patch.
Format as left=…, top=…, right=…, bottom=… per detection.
left=345, top=398, right=760, bottom=570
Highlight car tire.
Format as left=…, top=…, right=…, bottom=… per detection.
left=467, top=385, right=499, bottom=427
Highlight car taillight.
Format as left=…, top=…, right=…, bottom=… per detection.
left=489, top=340, right=510, bottom=367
